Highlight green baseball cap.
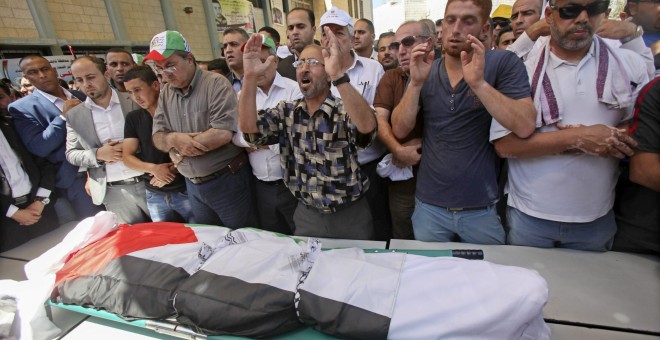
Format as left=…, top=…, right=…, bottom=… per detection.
left=144, top=30, right=191, bottom=62
left=240, top=34, right=276, bottom=55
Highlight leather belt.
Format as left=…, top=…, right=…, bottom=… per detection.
left=440, top=205, right=490, bottom=212
left=189, top=153, right=248, bottom=185
left=257, top=179, right=283, bottom=186
left=107, top=176, right=141, bottom=187
left=12, top=194, right=29, bottom=205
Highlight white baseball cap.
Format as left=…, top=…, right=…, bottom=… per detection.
left=319, top=6, right=354, bottom=28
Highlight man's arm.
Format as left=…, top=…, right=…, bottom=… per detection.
left=493, top=124, right=637, bottom=159
left=597, top=19, right=655, bottom=79
left=65, top=122, right=101, bottom=168
left=462, top=35, right=536, bottom=138
left=391, top=44, right=435, bottom=139
left=122, top=138, right=175, bottom=184
left=9, top=102, right=67, bottom=158
left=629, top=152, right=660, bottom=191
left=376, top=107, right=421, bottom=167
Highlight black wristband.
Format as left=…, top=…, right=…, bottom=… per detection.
left=331, top=73, right=350, bottom=87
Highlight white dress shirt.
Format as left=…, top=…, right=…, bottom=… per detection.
left=330, top=53, right=386, bottom=164
left=85, top=90, right=143, bottom=182
left=233, top=73, right=302, bottom=181
left=35, top=87, right=72, bottom=113
left=0, top=129, right=50, bottom=217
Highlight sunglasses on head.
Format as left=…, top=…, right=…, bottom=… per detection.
left=550, top=1, right=609, bottom=19
left=388, top=35, right=429, bottom=50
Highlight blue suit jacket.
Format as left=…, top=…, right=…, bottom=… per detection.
left=8, top=89, right=86, bottom=188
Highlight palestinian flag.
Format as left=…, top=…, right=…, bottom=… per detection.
left=53, top=222, right=232, bottom=319
left=297, top=248, right=551, bottom=339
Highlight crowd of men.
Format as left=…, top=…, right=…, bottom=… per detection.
left=1, top=0, right=658, bottom=255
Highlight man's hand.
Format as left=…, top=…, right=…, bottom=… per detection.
left=25, top=201, right=45, bottom=215
left=408, top=41, right=435, bottom=86
left=170, top=133, right=208, bottom=157
left=151, top=162, right=176, bottom=184
left=85, top=175, right=92, bottom=197
left=597, top=19, right=637, bottom=40
left=150, top=177, right=168, bottom=188
left=321, top=26, right=348, bottom=81
left=393, top=138, right=422, bottom=168
left=559, top=123, right=638, bottom=158
left=461, top=34, right=487, bottom=91
left=243, top=34, right=277, bottom=80
left=62, top=98, right=82, bottom=117
left=526, top=20, right=551, bottom=41
left=169, top=148, right=183, bottom=166
left=96, top=139, right=123, bottom=163
left=11, top=208, right=41, bottom=225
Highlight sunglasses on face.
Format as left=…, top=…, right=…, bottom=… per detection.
left=550, top=1, right=609, bottom=19
left=388, top=35, right=429, bottom=51
left=493, top=19, right=511, bottom=27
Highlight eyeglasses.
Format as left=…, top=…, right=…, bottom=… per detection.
left=493, top=19, right=511, bottom=27
left=155, top=66, right=177, bottom=75
left=388, top=35, right=429, bottom=50
left=550, top=1, right=609, bottom=19
left=292, top=58, right=325, bottom=68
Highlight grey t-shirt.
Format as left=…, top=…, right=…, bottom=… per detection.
left=416, top=50, right=530, bottom=208
left=153, top=67, right=243, bottom=178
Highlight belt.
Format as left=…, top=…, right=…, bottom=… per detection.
left=188, top=167, right=231, bottom=185
left=440, top=205, right=490, bottom=212
left=12, top=194, right=29, bottom=205
left=107, top=176, right=141, bottom=187
left=306, top=195, right=364, bottom=214
left=189, top=152, right=248, bottom=185
left=257, top=179, right=283, bottom=186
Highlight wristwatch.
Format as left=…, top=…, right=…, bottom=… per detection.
left=34, top=196, right=50, bottom=205
left=331, top=73, right=350, bottom=87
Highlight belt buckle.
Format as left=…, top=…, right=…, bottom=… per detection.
left=448, top=207, right=464, bottom=212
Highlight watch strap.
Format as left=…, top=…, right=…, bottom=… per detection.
left=331, top=73, right=350, bottom=87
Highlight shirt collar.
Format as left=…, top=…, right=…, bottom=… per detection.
left=549, top=42, right=596, bottom=69
left=295, top=92, right=339, bottom=118
left=174, top=67, right=203, bottom=97
left=35, top=87, right=71, bottom=104
left=84, top=88, right=120, bottom=110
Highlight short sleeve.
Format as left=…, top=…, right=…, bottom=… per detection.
left=631, top=80, right=660, bottom=153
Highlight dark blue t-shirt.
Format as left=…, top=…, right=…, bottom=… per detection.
left=416, top=50, right=530, bottom=208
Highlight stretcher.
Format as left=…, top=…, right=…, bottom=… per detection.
left=48, top=249, right=484, bottom=340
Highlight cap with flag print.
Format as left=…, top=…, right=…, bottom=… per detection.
left=143, top=31, right=192, bottom=62
left=240, top=34, right=277, bottom=55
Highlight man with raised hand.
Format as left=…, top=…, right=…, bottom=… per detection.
left=392, top=0, right=536, bottom=245
left=232, top=34, right=302, bottom=235
left=238, top=31, right=378, bottom=240
left=374, top=20, right=430, bottom=240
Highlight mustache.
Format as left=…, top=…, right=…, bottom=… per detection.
left=567, top=23, right=592, bottom=35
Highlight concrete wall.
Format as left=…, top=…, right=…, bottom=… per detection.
left=46, top=0, right=114, bottom=41
left=0, top=0, right=39, bottom=39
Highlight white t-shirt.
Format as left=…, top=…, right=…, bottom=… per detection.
left=490, top=45, right=648, bottom=222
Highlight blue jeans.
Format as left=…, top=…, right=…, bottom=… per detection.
left=146, top=189, right=194, bottom=223
left=412, top=198, right=505, bottom=245
left=185, top=164, right=257, bottom=229
left=507, top=206, right=616, bottom=252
